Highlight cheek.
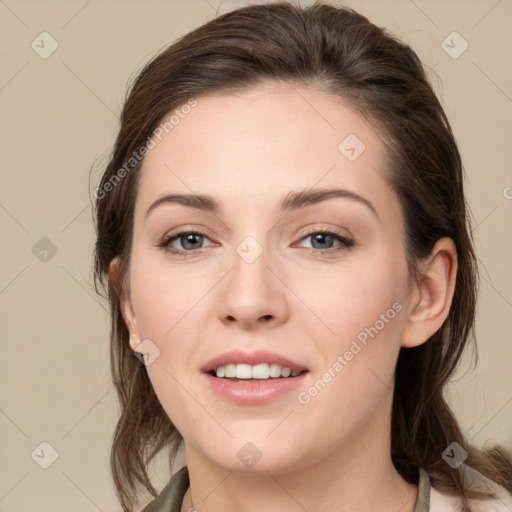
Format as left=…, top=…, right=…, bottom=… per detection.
left=129, top=248, right=207, bottom=341
left=291, top=248, right=408, bottom=411
left=127, top=251, right=217, bottom=427
left=292, top=245, right=408, bottom=348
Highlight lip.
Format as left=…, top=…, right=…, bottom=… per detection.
left=201, top=349, right=309, bottom=405
left=201, top=349, right=307, bottom=374
left=202, top=371, right=308, bottom=405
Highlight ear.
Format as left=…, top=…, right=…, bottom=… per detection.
left=401, top=237, right=458, bottom=348
left=109, top=257, right=142, bottom=352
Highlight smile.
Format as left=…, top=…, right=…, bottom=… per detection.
left=202, top=350, right=309, bottom=405
left=212, top=363, right=305, bottom=379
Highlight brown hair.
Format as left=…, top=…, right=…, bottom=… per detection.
left=92, top=2, right=512, bottom=511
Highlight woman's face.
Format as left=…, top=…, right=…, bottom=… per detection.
left=122, top=82, right=415, bottom=473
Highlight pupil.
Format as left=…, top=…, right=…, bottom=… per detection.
left=314, top=233, right=333, bottom=249
left=183, top=234, right=201, bottom=250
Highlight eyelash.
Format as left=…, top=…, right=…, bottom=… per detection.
left=157, top=226, right=354, bottom=258
left=157, top=228, right=212, bottom=258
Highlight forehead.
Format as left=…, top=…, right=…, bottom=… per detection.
left=134, top=83, right=397, bottom=221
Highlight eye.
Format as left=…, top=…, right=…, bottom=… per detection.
left=295, top=228, right=354, bottom=254
left=157, top=227, right=354, bottom=257
left=157, top=229, right=214, bottom=256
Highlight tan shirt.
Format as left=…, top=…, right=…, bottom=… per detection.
left=141, top=466, right=512, bottom=512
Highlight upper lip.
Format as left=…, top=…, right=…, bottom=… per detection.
left=201, top=349, right=308, bottom=373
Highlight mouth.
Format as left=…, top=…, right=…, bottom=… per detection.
left=201, top=350, right=309, bottom=405
left=208, top=363, right=307, bottom=380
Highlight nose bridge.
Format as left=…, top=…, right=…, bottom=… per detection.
left=237, top=233, right=270, bottom=280
left=216, top=230, right=288, bottom=328
left=229, top=232, right=274, bottom=301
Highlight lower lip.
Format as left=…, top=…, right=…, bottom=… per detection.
left=203, top=372, right=307, bottom=405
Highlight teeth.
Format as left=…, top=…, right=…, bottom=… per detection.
left=280, top=366, right=291, bottom=378
left=225, top=364, right=236, bottom=378
left=213, top=363, right=303, bottom=379
left=269, top=363, right=281, bottom=378
left=236, top=363, right=253, bottom=379
left=252, top=363, right=269, bottom=379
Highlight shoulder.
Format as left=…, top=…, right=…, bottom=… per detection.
left=431, top=486, right=512, bottom=512
left=429, top=466, right=512, bottom=512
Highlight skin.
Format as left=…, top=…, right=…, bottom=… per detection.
left=112, top=82, right=457, bottom=512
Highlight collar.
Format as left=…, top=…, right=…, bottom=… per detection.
left=142, top=466, right=432, bottom=512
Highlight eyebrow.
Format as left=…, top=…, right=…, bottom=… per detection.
left=144, top=187, right=378, bottom=219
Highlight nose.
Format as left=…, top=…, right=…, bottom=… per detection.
left=217, top=243, right=289, bottom=331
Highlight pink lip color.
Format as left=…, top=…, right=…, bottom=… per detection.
left=203, top=371, right=307, bottom=405
left=201, top=349, right=307, bottom=373
left=201, top=349, right=308, bottom=405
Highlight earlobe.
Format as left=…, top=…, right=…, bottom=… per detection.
left=129, top=333, right=142, bottom=351
left=109, top=257, right=142, bottom=350
left=401, top=237, right=458, bottom=348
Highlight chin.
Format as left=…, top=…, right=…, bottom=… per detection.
left=188, top=433, right=312, bottom=475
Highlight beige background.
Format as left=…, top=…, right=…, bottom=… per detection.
left=1, top=0, right=511, bottom=510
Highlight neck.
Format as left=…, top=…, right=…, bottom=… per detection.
left=181, top=393, right=418, bottom=512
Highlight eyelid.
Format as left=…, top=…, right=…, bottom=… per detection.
left=294, top=224, right=354, bottom=243
left=156, top=226, right=215, bottom=251
left=165, top=226, right=211, bottom=239
left=298, top=224, right=352, bottom=238
left=292, top=225, right=354, bottom=250
left=157, top=224, right=355, bottom=255
left=160, top=224, right=213, bottom=240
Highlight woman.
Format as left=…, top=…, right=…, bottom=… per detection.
left=92, top=2, right=512, bottom=511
